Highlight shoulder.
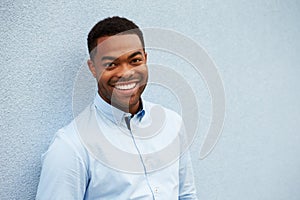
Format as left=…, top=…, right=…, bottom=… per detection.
left=41, top=119, right=89, bottom=168
left=37, top=119, right=90, bottom=199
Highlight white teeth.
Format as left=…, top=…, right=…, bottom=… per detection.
left=115, top=83, right=137, bottom=90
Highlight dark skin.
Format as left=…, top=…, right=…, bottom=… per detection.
left=87, top=34, right=148, bottom=114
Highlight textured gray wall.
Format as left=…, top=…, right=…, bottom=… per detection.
left=1, top=0, right=300, bottom=199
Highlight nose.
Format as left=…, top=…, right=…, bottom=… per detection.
left=117, top=63, right=135, bottom=80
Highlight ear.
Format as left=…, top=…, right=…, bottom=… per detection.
left=87, top=59, right=97, bottom=78
left=144, top=51, right=148, bottom=63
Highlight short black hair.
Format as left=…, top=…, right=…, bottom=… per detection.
left=87, top=16, right=145, bottom=59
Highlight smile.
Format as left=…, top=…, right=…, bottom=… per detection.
left=114, top=82, right=137, bottom=90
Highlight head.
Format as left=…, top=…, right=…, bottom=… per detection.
left=87, top=16, right=148, bottom=114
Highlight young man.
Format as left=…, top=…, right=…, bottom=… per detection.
left=36, top=16, right=198, bottom=199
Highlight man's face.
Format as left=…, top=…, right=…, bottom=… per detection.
left=88, top=34, right=148, bottom=113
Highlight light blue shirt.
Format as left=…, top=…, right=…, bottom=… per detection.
left=36, top=94, right=198, bottom=199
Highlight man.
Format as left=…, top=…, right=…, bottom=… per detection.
left=36, top=16, right=198, bottom=199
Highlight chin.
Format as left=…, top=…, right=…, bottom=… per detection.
left=115, top=96, right=140, bottom=111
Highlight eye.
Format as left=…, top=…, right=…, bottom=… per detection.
left=104, top=62, right=116, bottom=68
left=131, top=58, right=142, bottom=64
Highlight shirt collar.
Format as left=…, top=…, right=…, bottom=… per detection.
left=94, top=93, right=145, bottom=126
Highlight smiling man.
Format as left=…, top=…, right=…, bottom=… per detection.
left=88, top=33, right=148, bottom=114
left=36, top=16, right=198, bottom=200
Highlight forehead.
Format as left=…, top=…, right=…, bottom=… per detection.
left=96, top=34, right=143, bottom=58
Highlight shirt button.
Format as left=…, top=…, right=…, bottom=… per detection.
left=154, top=186, right=159, bottom=194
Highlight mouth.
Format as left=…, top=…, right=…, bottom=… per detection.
left=114, top=82, right=137, bottom=90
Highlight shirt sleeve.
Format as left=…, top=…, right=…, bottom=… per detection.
left=36, top=130, right=89, bottom=200
left=178, top=150, right=199, bottom=200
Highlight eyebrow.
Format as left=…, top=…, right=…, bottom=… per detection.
left=101, top=51, right=143, bottom=61
left=101, top=56, right=116, bottom=61
left=128, top=51, right=143, bottom=59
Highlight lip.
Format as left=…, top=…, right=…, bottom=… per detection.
left=115, top=82, right=137, bottom=90
left=111, top=80, right=139, bottom=96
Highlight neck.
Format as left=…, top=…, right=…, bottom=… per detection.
left=111, top=102, right=140, bottom=115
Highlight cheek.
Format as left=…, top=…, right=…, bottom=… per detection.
left=97, top=71, right=110, bottom=85
left=142, top=68, right=149, bottom=82
left=94, top=65, right=107, bottom=81
left=137, top=65, right=148, bottom=78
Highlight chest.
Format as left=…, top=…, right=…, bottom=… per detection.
left=85, top=159, right=180, bottom=200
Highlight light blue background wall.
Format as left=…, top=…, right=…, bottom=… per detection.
left=1, top=0, right=300, bottom=199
